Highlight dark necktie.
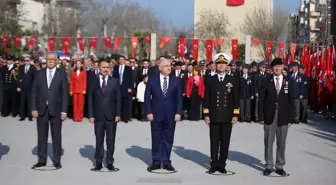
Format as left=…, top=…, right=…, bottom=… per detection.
left=162, top=77, right=168, bottom=96
left=102, top=76, right=106, bottom=89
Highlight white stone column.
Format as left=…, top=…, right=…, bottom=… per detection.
left=150, top=33, right=157, bottom=61
left=245, top=35, right=252, bottom=64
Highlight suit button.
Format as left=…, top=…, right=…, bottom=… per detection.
left=217, top=92, right=219, bottom=94
left=217, top=104, right=219, bottom=107
left=217, top=100, right=219, bottom=102
left=224, top=105, right=226, bottom=107
left=217, top=96, right=219, bottom=98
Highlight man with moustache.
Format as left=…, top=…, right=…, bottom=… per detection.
left=145, top=58, right=183, bottom=172
left=88, top=60, right=121, bottom=172
left=259, top=58, right=294, bottom=176
left=31, top=52, right=69, bottom=170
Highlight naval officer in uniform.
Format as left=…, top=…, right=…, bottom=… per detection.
left=203, top=53, right=240, bottom=174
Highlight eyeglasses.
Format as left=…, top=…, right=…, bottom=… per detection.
left=25, top=60, right=30, bottom=62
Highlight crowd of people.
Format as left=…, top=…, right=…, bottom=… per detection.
left=0, top=53, right=335, bottom=123
left=1, top=52, right=335, bottom=175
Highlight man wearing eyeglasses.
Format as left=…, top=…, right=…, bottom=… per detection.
left=17, top=56, right=36, bottom=121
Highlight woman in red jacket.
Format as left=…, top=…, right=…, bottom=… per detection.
left=70, top=59, right=87, bottom=122
left=186, top=67, right=205, bottom=121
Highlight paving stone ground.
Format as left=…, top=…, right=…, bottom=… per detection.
left=0, top=112, right=335, bottom=185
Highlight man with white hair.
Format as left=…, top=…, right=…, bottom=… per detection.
left=144, top=58, right=183, bottom=172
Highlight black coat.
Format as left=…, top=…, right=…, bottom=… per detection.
left=31, top=68, right=69, bottom=116
left=258, top=75, right=294, bottom=126
left=17, top=65, right=36, bottom=91
left=1, top=65, right=18, bottom=90
left=203, top=74, right=240, bottom=123
left=252, top=71, right=267, bottom=95
left=87, top=75, right=121, bottom=122
left=112, top=65, right=133, bottom=97
left=239, top=74, right=254, bottom=99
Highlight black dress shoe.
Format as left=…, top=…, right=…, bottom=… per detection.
left=54, top=163, right=62, bottom=169
left=275, top=169, right=288, bottom=176
left=31, top=162, right=46, bottom=169
left=106, top=164, right=116, bottom=171
left=147, top=164, right=161, bottom=171
left=207, top=167, right=217, bottom=174
left=163, top=165, right=175, bottom=171
left=218, top=167, right=227, bottom=174
left=19, top=118, right=25, bottom=121
left=91, top=163, right=103, bottom=171
left=263, top=169, right=272, bottom=176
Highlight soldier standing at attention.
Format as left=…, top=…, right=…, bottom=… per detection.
left=203, top=53, right=239, bottom=174
left=1, top=56, right=18, bottom=117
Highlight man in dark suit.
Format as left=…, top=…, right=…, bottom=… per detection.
left=252, top=61, right=267, bottom=122
left=239, top=64, right=254, bottom=122
left=299, top=64, right=309, bottom=123
left=130, top=58, right=139, bottom=119
left=290, top=62, right=304, bottom=124
left=112, top=56, right=133, bottom=123
left=137, top=59, right=150, bottom=84
left=88, top=60, right=121, bottom=171
left=17, top=56, right=36, bottom=121
left=31, top=52, right=69, bottom=170
left=145, top=58, right=183, bottom=172
left=203, top=53, right=239, bottom=174
left=258, top=58, right=294, bottom=176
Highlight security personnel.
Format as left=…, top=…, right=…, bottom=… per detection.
left=17, top=56, right=36, bottom=121
left=1, top=56, right=18, bottom=117
left=299, top=64, right=309, bottom=123
left=239, top=64, right=254, bottom=122
left=290, top=62, right=304, bottom=124
left=252, top=61, right=267, bottom=122
left=203, top=53, right=239, bottom=174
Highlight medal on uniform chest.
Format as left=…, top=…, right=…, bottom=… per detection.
left=226, top=82, right=233, bottom=93
left=284, top=80, right=288, bottom=94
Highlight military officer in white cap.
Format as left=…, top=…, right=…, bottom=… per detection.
left=203, top=53, right=240, bottom=174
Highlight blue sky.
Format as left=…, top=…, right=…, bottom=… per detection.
left=126, top=0, right=301, bottom=28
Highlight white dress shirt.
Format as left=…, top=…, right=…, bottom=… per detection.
left=136, top=81, right=146, bottom=102
left=160, top=74, right=169, bottom=91
left=25, top=65, right=30, bottom=73
left=243, top=73, right=248, bottom=80
left=119, top=65, right=125, bottom=84
left=211, top=70, right=217, bottom=76
left=218, top=73, right=226, bottom=81
left=47, top=67, right=56, bottom=88
left=76, top=69, right=80, bottom=76
left=292, top=71, right=298, bottom=79
left=143, top=68, right=148, bottom=75
left=7, top=64, right=14, bottom=70
left=175, top=70, right=180, bottom=77
left=273, top=74, right=283, bottom=90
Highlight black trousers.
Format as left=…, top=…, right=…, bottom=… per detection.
left=37, top=107, right=63, bottom=164
left=2, top=89, right=18, bottom=117
left=210, top=122, right=232, bottom=168
left=94, top=118, right=117, bottom=165
left=139, top=102, right=145, bottom=120
left=121, top=97, right=130, bottom=120
left=240, top=98, right=251, bottom=121
left=20, top=90, right=32, bottom=119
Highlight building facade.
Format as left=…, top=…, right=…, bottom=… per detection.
left=194, top=0, right=274, bottom=61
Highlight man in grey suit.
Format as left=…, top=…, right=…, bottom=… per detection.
left=31, top=52, right=69, bottom=170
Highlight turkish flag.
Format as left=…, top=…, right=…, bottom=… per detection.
left=289, top=43, right=297, bottom=62
left=89, top=37, right=98, bottom=50
left=213, top=39, right=224, bottom=48
left=231, top=39, right=238, bottom=60
left=159, top=37, right=172, bottom=48
left=114, top=36, right=124, bottom=52
left=265, top=41, right=273, bottom=62
left=278, top=42, right=285, bottom=58
left=62, top=37, right=70, bottom=55
left=28, top=36, right=37, bottom=48
left=2, top=36, right=9, bottom=53
left=227, top=0, right=244, bottom=6
left=104, top=37, right=112, bottom=49
left=206, top=39, right=213, bottom=62
left=77, top=37, right=85, bottom=53
left=326, top=47, right=334, bottom=91
left=15, top=36, right=22, bottom=48
left=302, top=44, right=310, bottom=76
left=48, top=37, right=56, bottom=51
left=178, top=38, right=186, bottom=57
left=192, top=39, right=199, bottom=60
left=131, top=37, right=138, bottom=58
left=143, top=36, right=151, bottom=52
left=252, top=38, right=261, bottom=45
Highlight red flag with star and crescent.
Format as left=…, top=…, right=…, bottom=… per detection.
left=178, top=38, right=186, bottom=57
left=15, top=36, right=22, bottom=48
left=48, top=37, right=56, bottom=51
left=206, top=39, right=213, bottom=62
left=265, top=41, right=273, bottom=62
left=192, top=39, right=199, bottom=60
left=231, top=39, right=238, bottom=60
left=28, top=36, right=37, bottom=48
left=62, top=37, right=70, bottom=55
left=89, top=37, right=98, bottom=50
left=77, top=37, right=85, bottom=53
left=131, top=37, right=138, bottom=58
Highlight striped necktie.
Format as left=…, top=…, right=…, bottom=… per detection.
left=162, top=77, right=167, bottom=96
